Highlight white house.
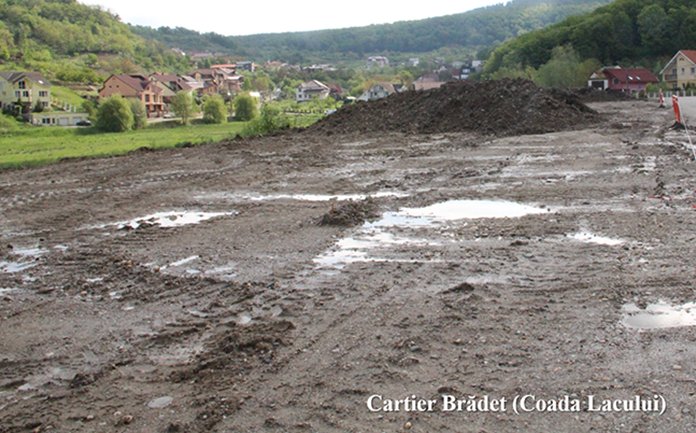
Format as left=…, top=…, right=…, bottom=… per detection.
left=358, top=83, right=404, bottom=101
left=296, top=80, right=330, bottom=102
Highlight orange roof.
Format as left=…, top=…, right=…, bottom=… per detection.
left=681, top=50, right=696, bottom=64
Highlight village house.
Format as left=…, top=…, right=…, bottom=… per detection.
left=358, top=82, right=405, bottom=101
left=588, top=66, right=658, bottom=94
left=296, top=80, right=330, bottom=102
left=99, top=74, right=165, bottom=118
left=367, top=56, right=389, bottom=69
left=659, top=50, right=696, bottom=90
left=191, top=66, right=244, bottom=97
left=413, top=73, right=446, bottom=91
left=0, top=71, right=51, bottom=112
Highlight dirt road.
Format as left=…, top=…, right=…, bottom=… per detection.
left=1, top=100, right=695, bottom=432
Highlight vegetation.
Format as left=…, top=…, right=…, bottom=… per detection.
left=233, top=93, right=258, bottom=121
left=0, top=121, right=248, bottom=169
left=241, top=104, right=291, bottom=137
left=133, top=0, right=611, bottom=63
left=483, top=0, right=696, bottom=83
left=0, top=0, right=189, bottom=82
left=170, top=92, right=197, bottom=125
left=129, top=99, right=147, bottom=130
left=95, top=95, right=134, bottom=132
left=202, top=94, right=227, bottom=124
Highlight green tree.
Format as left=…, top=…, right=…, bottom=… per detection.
left=202, top=94, right=227, bottom=124
left=129, top=99, right=147, bottom=130
left=638, top=5, right=670, bottom=55
left=170, top=92, right=197, bottom=125
left=534, top=45, right=591, bottom=88
left=233, top=93, right=258, bottom=121
left=95, top=95, right=134, bottom=132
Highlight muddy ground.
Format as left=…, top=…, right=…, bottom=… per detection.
left=1, top=100, right=695, bottom=432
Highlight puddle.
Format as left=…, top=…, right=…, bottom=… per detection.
left=197, top=191, right=407, bottom=203
left=0, top=260, right=37, bottom=273
left=167, top=255, right=199, bottom=268
left=569, top=231, right=625, bottom=246
left=236, top=313, right=252, bottom=325
left=106, top=210, right=235, bottom=230
left=0, top=288, right=21, bottom=295
left=399, top=199, right=550, bottom=221
left=314, top=199, right=551, bottom=270
left=203, top=264, right=237, bottom=280
left=622, top=301, right=696, bottom=329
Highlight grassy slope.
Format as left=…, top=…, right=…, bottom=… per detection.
left=0, top=122, right=247, bottom=169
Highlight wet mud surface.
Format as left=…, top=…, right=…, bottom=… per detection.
left=1, top=100, right=696, bottom=432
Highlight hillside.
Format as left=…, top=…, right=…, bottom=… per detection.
left=0, top=0, right=189, bottom=83
left=484, top=0, right=696, bottom=76
left=133, top=0, right=612, bottom=63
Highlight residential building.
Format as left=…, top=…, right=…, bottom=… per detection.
left=367, top=56, right=389, bottom=69
left=30, top=112, right=89, bottom=127
left=99, top=74, right=165, bottom=118
left=588, top=66, right=658, bottom=94
left=413, top=74, right=446, bottom=91
left=236, top=61, right=256, bottom=72
left=660, top=50, right=696, bottom=89
left=358, top=83, right=404, bottom=101
left=296, top=80, right=330, bottom=102
left=191, top=66, right=244, bottom=96
left=0, top=71, right=51, bottom=112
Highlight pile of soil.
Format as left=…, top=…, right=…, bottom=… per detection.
left=308, top=78, right=598, bottom=137
left=318, top=198, right=380, bottom=227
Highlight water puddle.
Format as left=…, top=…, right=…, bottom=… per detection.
left=0, top=260, right=37, bottom=273
left=166, top=255, right=199, bottom=268
left=105, top=211, right=235, bottom=230
left=399, top=199, right=550, bottom=221
left=197, top=191, right=406, bottom=203
left=622, top=301, right=696, bottom=329
left=0, top=287, right=21, bottom=295
left=568, top=231, right=625, bottom=246
left=314, top=199, right=549, bottom=269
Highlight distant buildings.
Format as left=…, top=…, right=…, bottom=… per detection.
left=588, top=66, right=658, bottom=94
left=0, top=71, right=51, bottom=112
left=367, top=56, right=389, bottom=69
left=296, top=80, right=330, bottom=102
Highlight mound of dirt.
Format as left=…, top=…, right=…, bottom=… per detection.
left=318, top=198, right=380, bottom=227
left=308, top=78, right=598, bottom=137
left=573, top=87, right=634, bottom=102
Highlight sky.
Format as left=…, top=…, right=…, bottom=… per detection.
left=83, top=0, right=507, bottom=36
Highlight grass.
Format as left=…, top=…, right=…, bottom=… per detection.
left=0, top=121, right=249, bottom=169
left=50, top=86, right=87, bottom=109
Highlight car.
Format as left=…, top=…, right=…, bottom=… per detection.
left=75, top=120, right=92, bottom=126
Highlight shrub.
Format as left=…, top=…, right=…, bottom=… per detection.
left=233, top=93, right=258, bottom=121
left=95, top=95, right=134, bottom=132
left=129, top=99, right=147, bottom=129
left=171, top=92, right=197, bottom=125
left=202, top=94, right=227, bottom=124
left=241, top=104, right=291, bottom=137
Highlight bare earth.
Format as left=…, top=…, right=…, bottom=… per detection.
left=1, top=100, right=695, bottom=432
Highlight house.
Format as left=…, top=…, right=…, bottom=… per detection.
left=99, top=74, right=165, bottom=118
left=588, top=67, right=658, bottom=94
left=660, top=50, right=696, bottom=89
left=358, top=83, right=404, bottom=101
left=0, top=71, right=51, bottom=112
left=236, top=61, right=256, bottom=72
left=191, top=66, right=244, bottom=96
left=30, top=112, right=89, bottom=127
left=413, top=74, right=446, bottom=91
left=367, top=56, right=389, bottom=69
left=296, top=80, right=330, bottom=102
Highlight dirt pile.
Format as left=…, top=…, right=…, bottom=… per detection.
left=318, top=198, right=380, bottom=227
left=574, top=86, right=634, bottom=102
left=308, top=78, right=598, bottom=136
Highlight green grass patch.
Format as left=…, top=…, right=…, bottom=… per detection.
left=50, top=85, right=87, bottom=109
left=0, top=121, right=248, bottom=169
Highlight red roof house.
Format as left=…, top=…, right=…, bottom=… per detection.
left=588, top=67, right=658, bottom=94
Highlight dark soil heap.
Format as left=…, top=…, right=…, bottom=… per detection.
left=308, top=78, right=598, bottom=137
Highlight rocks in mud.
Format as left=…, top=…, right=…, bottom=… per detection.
left=307, top=78, right=598, bottom=137
left=318, top=198, right=380, bottom=227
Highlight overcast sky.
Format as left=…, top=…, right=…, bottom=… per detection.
left=82, top=0, right=507, bottom=36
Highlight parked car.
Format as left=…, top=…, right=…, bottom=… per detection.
left=76, top=120, right=92, bottom=126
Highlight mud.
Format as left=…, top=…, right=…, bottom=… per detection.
left=1, top=99, right=696, bottom=432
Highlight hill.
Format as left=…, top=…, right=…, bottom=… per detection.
left=132, top=0, right=612, bottom=63
left=0, top=0, right=189, bottom=83
left=483, top=0, right=696, bottom=76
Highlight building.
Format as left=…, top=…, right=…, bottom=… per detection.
left=358, top=83, right=404, bottom=101
left=296, top=80, right=330, bottom=102
left=0, top=71, right=51, bottom=112
left=588, top=67, right=658, bottom=94
left=236, top=61, right=256, bottom=72
left=413, top=74, right=446, bottom=91
left=99, top=74, right=165, bottom=118
left=660, top=50, right=696, bottom=89
left=367, top=56, right=389, bottom=69
left=30, top=112, right=89, bottom=127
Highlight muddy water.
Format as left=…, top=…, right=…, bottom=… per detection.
left=622, top=301, right=696, bottom=329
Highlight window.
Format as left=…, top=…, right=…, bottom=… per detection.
left=39, top=90, right=48, bottom=97
left=22, top=91, right=29, bottom=97
left=18, top=80, right=26, bottom=89
left=42, top=118, right=49, bottom=124
left=692, top=67, right=695, bottom=75
left=15, top=91, right=20, bottom=98
left=145, top=95, right=150, bottom=102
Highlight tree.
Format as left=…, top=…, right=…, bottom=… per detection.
left=95, top=95, right=133, bottom=132
left=202, top=94, right=227, bottom=124
left=170, top=92, right=197, bottom=125
left=638, top=5, right=670, bottom=55
left=534, top=45, right=591, bottom=88
left=129, top=99, right=147, bottom=129
left=233, top=93, right=258, bottom=121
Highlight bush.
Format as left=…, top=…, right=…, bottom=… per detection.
left=171, top=92, right=197, bottom=125
left=95, top=95, right=134, bottom=132
left=241, top=104, right=291, bottom=137
left=233, top=93, right=258, bottom=121
left=202, top=94, right=227, bottom=124
left=129, top=99, right=147, bottom=129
